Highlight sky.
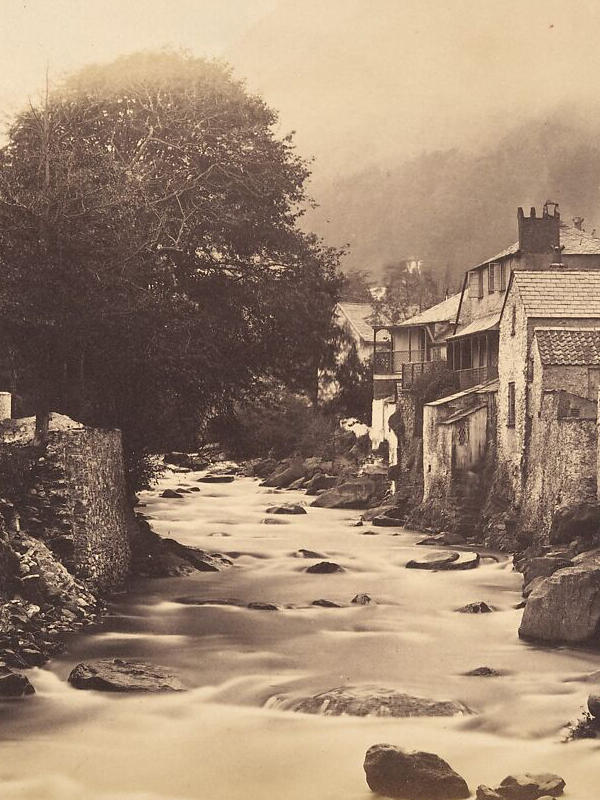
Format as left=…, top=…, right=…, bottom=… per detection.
left=3, top=1, right=600, bottom=203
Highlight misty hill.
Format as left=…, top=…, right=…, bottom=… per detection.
left=303, top=110, right=600, bottom=285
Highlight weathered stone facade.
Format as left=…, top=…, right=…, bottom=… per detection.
left=0, top=415, right=135, bottom=592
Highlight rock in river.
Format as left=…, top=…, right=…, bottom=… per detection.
left=352, top=593, right=372, bottom=605
left=294, top=685, right=471, bottom=717
left=406, top=551, right=460, bottom=570
left=197, top=475, right=235, bottom=484
left=312, top=599, right=342, bottom=608
left=310, top=477, right=377, bottom=509
left=291, top=549, right=324, bottom=559
left=364, top=743, right=470, bottom=799
left=456, top=601, right=495, bottom=613
left=305, top=561, right=344, bottom=574
left=519, top=563, right=600, bottom=643
left=68, top=659, right=185, bottom=692
left=160, top=489, right=184, bottom=499
left=488, top=772, right=565, bottom=799
left=0, top=669, right=35, bottom=696
left=265, top=503, right=307, bottom=515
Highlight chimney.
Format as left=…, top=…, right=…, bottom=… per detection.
left=0, top=393, right=11, bottom=422
left=517, top=202, right=560, bottom=254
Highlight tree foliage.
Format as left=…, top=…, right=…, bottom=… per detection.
left=0, top=51, right=342, bottom=485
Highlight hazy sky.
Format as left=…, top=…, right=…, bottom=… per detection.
left=3, top=0, right=600, bottom=178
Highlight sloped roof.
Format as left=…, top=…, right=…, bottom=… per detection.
left=449, top=311, right=501, bottom=339
left=513, top=270, right=600, bottom=318
left=398, top=293, right=461, bottom=327
left=474, top=223, right=600, bottom=269
left=337, top=302, right=389, bottom=341
left=535, top=328, right=600, bottom=366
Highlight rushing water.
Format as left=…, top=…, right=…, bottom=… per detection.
left=1, top=469, right=600, bottom=799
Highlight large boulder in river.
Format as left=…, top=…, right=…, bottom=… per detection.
left=0, top=669, right=35, bottom=697
left=310, top=477, right=376, bottom=509
left=519, top=563, right=600, bottom=643
left=549, top=501, right=600, bottom=545
left=305, top=473, right=339, bottom=495
left=294, top=685, right=471, bottom=717
left=522, top=556, right=573, bottom=586
left=68, top=659, right=185, bottom=692
left=406, top=551, right=460, bottom=570
left=262, top=461, right=305, bottom=488
left=363, top=744, right=470, bottom=800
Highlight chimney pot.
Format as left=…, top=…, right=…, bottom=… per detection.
left=517, top=204, right=560, bottom=254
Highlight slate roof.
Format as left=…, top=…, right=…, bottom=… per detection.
left=337, top=303, right=390, bottom=342
left=474, top=223, right=600, bottom=269
left=513, top=270, right=600, bottom=318
left=398, top=293, right=461, bottom=327
left=535, top=328, right=600, bottom=366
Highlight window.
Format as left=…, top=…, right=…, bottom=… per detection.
left=511, top=304, right=517, bottom=336
left=507, top=382, right=516, bottom=427
left=457, top=419, right=469, bottom=445
left=527, top=357, right=534, bottom=382
left=488, top=263, right=497, bottom=293
left=499, top=263, right=507, bottom=292
left=468, top=269, right=483, bottom=299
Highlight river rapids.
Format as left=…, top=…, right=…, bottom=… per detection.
left=0, top=469, right=600, bottom=799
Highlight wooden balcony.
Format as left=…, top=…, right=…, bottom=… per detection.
left=455, top=364, right=498, bottom=390
left=373, top=349, right=425, bottom=375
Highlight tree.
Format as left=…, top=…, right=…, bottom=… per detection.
left=339, top=268, right=373, bottom=302
left=370, top=261, right=441, bottom=325
left=0, top=51, right=341, bottom=485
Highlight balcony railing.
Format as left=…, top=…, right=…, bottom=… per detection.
left=373, top=349, right=425, bottom=375
left=401, top=360, right=445, bottom=389
left=455, top=364, right=498, bottom=390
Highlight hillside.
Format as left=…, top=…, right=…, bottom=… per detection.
left=303, top=109, right=600, bottom=283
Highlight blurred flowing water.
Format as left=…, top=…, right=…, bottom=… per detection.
left=1, top=470, right=600, bottom=799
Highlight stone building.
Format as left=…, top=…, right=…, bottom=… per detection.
left=496, top=270, right=600, bottom=512
left=447, top=204, right=600, bottom=391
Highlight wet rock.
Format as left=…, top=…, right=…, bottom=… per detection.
left=265, top=504, right=307, bottom=515
left=456, top=601, right=495, bottom=613
left=352, top=593, right=372, bottom=605
left=519, top=564, right=600, bottom=643
left=523, top=576, right=545, bottom=598
left=160, top=489, right=184, bottom=499
left=247, top=602, right=279, bottom=611
left=310, top=477, right=377, bottom=510
left=253, top=458, right=279, bottom=478
left=549, top=501, right=600, bottom=545
left=0, top=669, right=35, bottom=696
left=587, top=694, right=600, bottom=718
left=132, top=519, right=233, bottom=577
left=197, top=475, right=235, bottom=484
left=417, top=534, right=445, bottom=545
left=406, top=551, right=460, bottom=570
left=305, top=561, right=344, bottom=574
left=68, top=659, right=185, bottom=692
left=287, top=477, right=307, bottom=490
left=305, top=474, right=339, bottom=495
left=476, top=787, right=503, bottom=800
left=361, top=529, right=379, bottom=535
left=494, top=773, right=565, bottom=799
left=522, top=556, right=573, bottom=587
left=463, top=666, right=505, bottom=677
left=372, top=513, right=404, bottom=527
left=295, top=686, right=471, bottom=717
left=262, top=462, right=305, bottom=489
left=174, top=597, right=245, bottom=607
left=262, top=517, right=288, bottom=525
left=363, top=743, right=470, bottom=799
left=312, top=599, right=342, bottom=608
left=291, top=549, right=325, bottom=559
left=189, top=487, right=201, bottom=492
left=441, top=552, right=481, bottom=570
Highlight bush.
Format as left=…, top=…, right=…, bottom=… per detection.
left=210, top=388, right=339, bottom=461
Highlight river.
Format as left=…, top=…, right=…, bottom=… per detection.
left=0, top=469, right=599, bottom=799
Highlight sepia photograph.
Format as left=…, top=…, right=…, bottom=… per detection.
left=0, top=1, right=599, bottom=798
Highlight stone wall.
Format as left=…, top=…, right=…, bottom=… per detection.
left=47, top=427, right=135, bottom=591
left=0, top=414, right=135, bottom=592
left=520, top=391, right=597, bottom=537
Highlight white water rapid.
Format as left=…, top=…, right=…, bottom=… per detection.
left=1, top=469, right=599, bottom=800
